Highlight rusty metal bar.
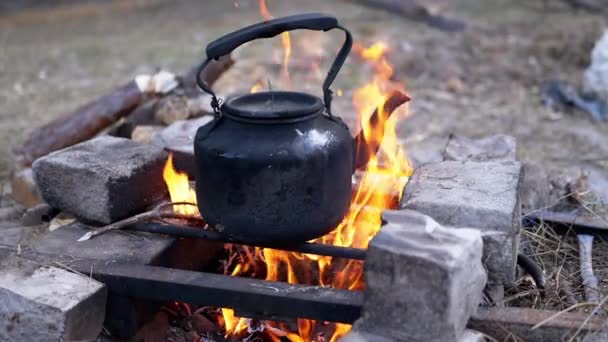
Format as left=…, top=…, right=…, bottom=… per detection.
left=524, top=210, right=608, bottom=236
left=129, top=222, right=368, bottom=260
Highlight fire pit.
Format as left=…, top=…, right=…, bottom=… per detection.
left=2, top=2, right=607, bottom=342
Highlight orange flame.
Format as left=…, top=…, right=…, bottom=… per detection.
left=250, top=80, right=264, bottom=93
left=215, top=41, right=411, bottom=341
left=258, top=0, right=291, bottom=86
left=159, top=7, right=411, bottom=339
left=162, top=153, right=199, bottom=216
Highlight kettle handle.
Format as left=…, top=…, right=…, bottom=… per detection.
left=196, top=13, right=353, bottom=117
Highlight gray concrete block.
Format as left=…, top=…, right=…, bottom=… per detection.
left=443, top=134, right=516, bottom=162
left=152, top=116, right=213, bottom=177
left=355, top=210, right=486, bottom=342
left=34, top=222, right=175, bottom=264
left=400, top=160, right=523, bottom=284
left=33, top=136, right=168, bottom=224
left=521, top=162, right=551, bottom=212
left=0, top=257, right=107, bottom=341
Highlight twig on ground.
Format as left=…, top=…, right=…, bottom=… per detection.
left=77, top=201, right=201, bottom=242
left=578, top=234, right=601, bottom=304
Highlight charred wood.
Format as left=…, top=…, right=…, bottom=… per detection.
left=353, top=90, right=410, bottom=170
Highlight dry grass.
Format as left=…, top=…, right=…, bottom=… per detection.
left=506, top=221, right=608, bottom=319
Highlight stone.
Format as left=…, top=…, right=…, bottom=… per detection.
left=459, top=329, right=488, bottom=342
left=521, top=162, right=551, bottom=211
left=481, top=284, right=505, bottom=307
left=0, top=205, right=25, bottom=221
left=401, top=160, right=523, bottom=284
left=0, top=223, right=39, bottom=247
left=442, top=134, right=516, bottom=162
left=131, top=125, right=163, bottom=144
left=32, top=136, right=168, bottom=224
left=34, top=222, right=175, bottom=264
left=400, top=135, right=448, bottom=166
left=354, top=210, right=486, bottom=342
left=153, top=116, right=213, bottom=177
left=0, top=256, right=107, bottom=341
left=21, top=203, right=56, bottom=226
left=154, top=94, right=214, bottom=125
left=10, top=168, right=42, bottom=208
left=341, top=328, right=397, bottom=342
left=584, top=30, right=608, bottom=102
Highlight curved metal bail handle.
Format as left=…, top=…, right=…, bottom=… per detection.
left=196, top=59, right=221, bottom=116
left=322, top=25, right=352, bottom=117
left=195, top=13, right=352, bottom=117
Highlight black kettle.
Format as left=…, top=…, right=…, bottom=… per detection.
left=194, top=13, right=405, bottom=244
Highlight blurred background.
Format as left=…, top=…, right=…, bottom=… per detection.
left=1, top=0, right=607, bottom=202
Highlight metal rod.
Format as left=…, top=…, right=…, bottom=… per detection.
left=78, top=257, right=363, bottom=324
left=523, top=210, right=608, bottom=236
left=129, top=223, right=368, bottom=260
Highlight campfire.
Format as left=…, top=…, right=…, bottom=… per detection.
left=5, top=1, right=608, bottom=342
left=161, top=17, right=412, bottom=339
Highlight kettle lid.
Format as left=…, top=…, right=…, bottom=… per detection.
left=221, top=91, right=324, bottom=123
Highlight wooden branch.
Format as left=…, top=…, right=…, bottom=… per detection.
left=77, top=201, right=201, bottom=242
left=353, top=90, right=410, bottom=170
left=577, top=234, right=600, bottom=303
left=347, top=0, right=467, bottom=32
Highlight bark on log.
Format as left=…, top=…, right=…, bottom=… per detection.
left=348, top=0, right=467, bottom=32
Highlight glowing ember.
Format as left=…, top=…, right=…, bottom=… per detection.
left=162, top=153, right=199, bottom=216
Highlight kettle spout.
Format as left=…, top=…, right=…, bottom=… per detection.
left=353, top=90, right=411, bottom=170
